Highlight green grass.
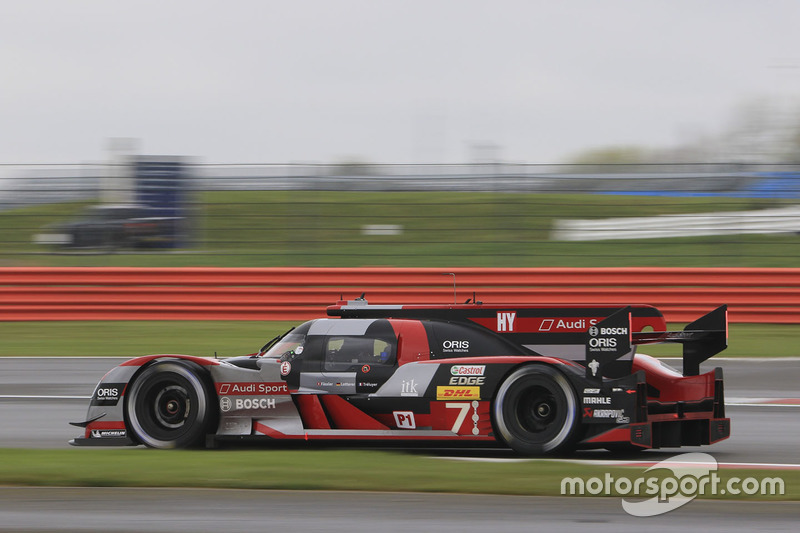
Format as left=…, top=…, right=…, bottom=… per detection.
left=0, top=321, right=796, bottom=357
left=0, top=321, right=292, bottom=358
left=0, top=449, right=795, bottom=500
left=2, top=191, right=799, bottom=267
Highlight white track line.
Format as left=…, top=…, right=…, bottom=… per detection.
left=726, top=397, right=800, bottom=407
left=727, top=403, right=800, bottom=407
left=438, top=457, right=800, bottom=469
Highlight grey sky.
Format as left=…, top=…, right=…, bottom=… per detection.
left=2, top=1, right=799, bottom=164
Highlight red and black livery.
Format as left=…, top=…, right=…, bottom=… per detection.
left=71, top=298, right=730, bottom=455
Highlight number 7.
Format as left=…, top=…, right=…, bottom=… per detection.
left=445, top=402, right=470, bottom=433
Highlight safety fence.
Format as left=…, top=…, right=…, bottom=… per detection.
left=1, top=267, right=799, bottom=323
left=3, top=162, right=800, bottom=268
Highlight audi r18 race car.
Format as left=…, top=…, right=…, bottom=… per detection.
left=70, top=299, right=730, bottom=455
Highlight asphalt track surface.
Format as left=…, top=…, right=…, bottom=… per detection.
left=1, top=357, right=799, bottom=532
left=0, top=487, right=798, bottom=533
left=1, top=357, right=798, bottom=464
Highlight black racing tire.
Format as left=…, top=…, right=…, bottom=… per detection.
left=125, top=360, right=215, bottom=449
left=492, top=365, right=579, bottom=455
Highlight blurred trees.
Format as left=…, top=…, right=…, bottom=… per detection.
left=565, top=98, right=800, bottom=164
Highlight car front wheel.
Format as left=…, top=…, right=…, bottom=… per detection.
left=126, top=360, right=215, bottom=449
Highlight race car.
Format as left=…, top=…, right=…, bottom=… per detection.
left=70, top=298, right=730, bottom=454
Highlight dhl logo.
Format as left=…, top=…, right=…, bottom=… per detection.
left=436, top=386, right=480, bottom=401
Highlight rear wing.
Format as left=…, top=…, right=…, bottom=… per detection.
left=632, top=305, right=728, bottom=376
left=587, top=305, right=728, bottom=379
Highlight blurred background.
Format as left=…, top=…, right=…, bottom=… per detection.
left=2, top=1, right=800, bottom=268
left=4, top=159, right=800, bottom=267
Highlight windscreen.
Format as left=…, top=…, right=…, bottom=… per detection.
left=260, top=321, right=312, bottom=360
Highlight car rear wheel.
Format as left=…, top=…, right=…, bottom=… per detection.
left=492, top=365, right=579, bottom=455
left=126, top=361, right=215, bottom=449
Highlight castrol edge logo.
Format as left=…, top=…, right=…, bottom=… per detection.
left=449, top=365, right=486, bottom=386
left=450, top=365, right=485, bottom=376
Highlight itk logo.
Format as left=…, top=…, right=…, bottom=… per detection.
left=497, top=311, right=516, bottom=332
left=401, top=379, right=418, bottom=396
